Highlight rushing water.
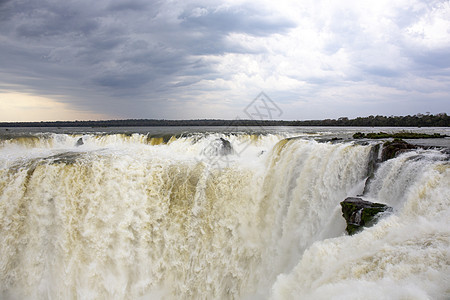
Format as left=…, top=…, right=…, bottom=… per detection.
left=0, top=127, right=449, bottom=299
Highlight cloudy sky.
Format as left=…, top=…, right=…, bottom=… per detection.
left=0, top=0, right=449, bottom=121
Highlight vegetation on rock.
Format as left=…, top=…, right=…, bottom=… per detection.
left=340, top=197, right=393, bottom=235
left=381, top=139, right=418, bottom=161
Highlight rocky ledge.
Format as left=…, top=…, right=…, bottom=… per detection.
left=381, top=139, right=418, bottom=161
left=340, top=197, right=393, bottom=235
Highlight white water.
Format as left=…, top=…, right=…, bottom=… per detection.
left=0, top=130, right=448, bottom=299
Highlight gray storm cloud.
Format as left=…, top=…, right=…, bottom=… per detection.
left=0, top=0, right=449, bottom=120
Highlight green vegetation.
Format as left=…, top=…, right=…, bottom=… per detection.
left=0, top=113, right=448, bottom=127
left=353, top=131, right=447, bottom=139
left=340, top=197, right=393, bottom=235
left=309, top=113, right=449, bottom=127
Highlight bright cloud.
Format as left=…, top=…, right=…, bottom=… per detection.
left=0, top=91, right=110, bottom=121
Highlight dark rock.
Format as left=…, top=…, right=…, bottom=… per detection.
left=366, top=144, right=380, bottom=177
left=362, top=144, right=381, bottom=195
left=202, top=138, right=234, bottom=156
left=76, top=137, right=84, bottom=146
left=219, top=138, right=233, bottom=155
left=381, top=139, right=416, bottom=161
left=340, top=197, right=393, bottom=235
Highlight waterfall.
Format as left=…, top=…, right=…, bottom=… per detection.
left=0, top=132, right=448, bottom=299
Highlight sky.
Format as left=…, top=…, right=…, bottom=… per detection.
left=0, top=0, right=449, bottom=122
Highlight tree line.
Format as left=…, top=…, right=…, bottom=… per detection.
left=1, top=113, right=448, bottom=127
left=290, top=113, right=449, bottom=127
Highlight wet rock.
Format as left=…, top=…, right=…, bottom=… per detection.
left=362, top=144, right=381, bottom=195
left=202, top=138, right=234, bottom=157
left=76, top=137, right=84, bottom=146
left=381, top=139, right=416, bottom=161
left=219, top=138, right=233, bottom=155
left=340, top=197, right=393, bottom=235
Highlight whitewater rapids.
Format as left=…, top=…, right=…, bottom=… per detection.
left=0, top=131, right=448, bottom=299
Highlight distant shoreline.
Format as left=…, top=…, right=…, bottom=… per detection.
left=0, top=114, right=448, bottom=127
